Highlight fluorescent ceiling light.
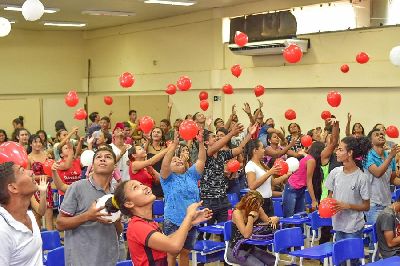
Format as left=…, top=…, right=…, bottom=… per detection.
left=3, top=5, right=60, bottom=13
left=144, top=0, right=196, bottom=6
left=43, top=21, right=86, bottom=27
left=82, top=10, right=136, bottom=17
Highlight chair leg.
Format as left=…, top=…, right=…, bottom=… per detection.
left=372, top=243, right=378, bottom=262
left=311, top=231, right=316, bottom=247
left=323, top=257, right=328, bottom=266
left=274, top=253, right=279, bottom=266
left=361, top=258, right=365, bottom=265
left=191, top=251, right=197, bottom=266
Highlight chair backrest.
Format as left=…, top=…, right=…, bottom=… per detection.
left=116, top=260, right=133, bottom=266
left=227, top=193, right=239, bottom=207
left=273, top=200, right=283, bottom=217
left=223, top=221, right=233, bottom=242
left=371, top=223, right=378, bottom=244
left=273, top=227, right=304, bottom=253
left=41, top=230, right=62, bottom=251
left=305, top=190, right=312, bottom=206
left=332, top=238, right=364, bottom=266
left=311, top=211, right=332, bottom=230
left=152, top=199, right=164, bottom=216
left=46, top=246, right=65, bottom=266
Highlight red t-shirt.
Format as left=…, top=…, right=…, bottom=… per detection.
left=129, top=164, right=154, bottom=188
left=127, top=216, right=167, bottom=266
left=57, top=158, right=82, bottom=195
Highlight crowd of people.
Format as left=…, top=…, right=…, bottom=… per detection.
left=1, top=100, right=400, bottom=266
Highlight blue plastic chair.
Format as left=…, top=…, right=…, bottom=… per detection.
left=272, top=199, right=283, bottom=217
left=192, top=224, right=226, bottom=265
left=369, top=224, right=379, bottom=262
left=273, top=227, right=305, bottom=265
left=305, top=190, right=312, bottom=209
left=41, top=230, right=62, bottom=265
left=116, top=260, right=133, bottom=266
left=227, top=193, right=239, bottom=208
left=46, top=246, right=65, bottom=266
left=332, top=238, right=365, bottom=266
left=152, top=199, right=164, bottom=223
left=223, top=221, right=240, bottom=266
left=309, top=211, right=332, bottom=246
left=392, top=189, right=400, bottom=201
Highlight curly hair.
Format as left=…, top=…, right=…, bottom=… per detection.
left=235, top=190, right=264, bottom=218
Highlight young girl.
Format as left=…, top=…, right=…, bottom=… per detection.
left=0, top=129, right=8, bottom=145
left=264, top=132, right=302, bottom=166
left=105, top=180, right=212, bottom=266
left=227, top=190, right=279, bottom=266
left=325, top=136, right=371, bottom=241
left=345, top=113, right=365, bottom=138
left=53, top=127, right=79, bottom=161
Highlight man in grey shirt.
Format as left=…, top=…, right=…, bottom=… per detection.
left=376, top=197, right=400, bottom=258
left=56, top=147, right=120, bottom=266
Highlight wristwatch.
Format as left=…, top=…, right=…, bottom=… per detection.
left=248, top=214, right=256, bottom=219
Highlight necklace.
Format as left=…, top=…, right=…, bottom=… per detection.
left=151, top=143, right=162, bottom=152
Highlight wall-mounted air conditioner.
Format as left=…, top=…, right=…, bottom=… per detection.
left=228, top=39, right=310, bottom=56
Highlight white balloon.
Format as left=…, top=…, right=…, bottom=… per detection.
left=80, top=150, right=94, bottom=167
left=0, top=17, right=11, bottom=37
left=22, top=0, right=45, bottom=22
left=389, top=46, right=400, bottom=67
left=96, top=194, right=121, bottom=223
left=286, top=157, right=300, bottom=173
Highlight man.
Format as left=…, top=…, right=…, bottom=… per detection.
left=127, top=110, right=142, bottom=144
left=99, top=116, right=112, bottom=144
left=56, top=147, right=121, bottom=266
left=87, top=112, right=101, bottom=138
left=160, top=119, right=174, bottom=141
left=376, top=196, right=400, bottom=258
left=0, top=162, right=43, bottom=265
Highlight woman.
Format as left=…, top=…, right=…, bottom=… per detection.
left=160, top=130, right=205, bottom=266
left=13, top=128, right=30, bottom=149
left=0, top=129, right=8, bottom=145
left=345, top=113, right=365, bottom=138
left=282, top=141, right=323, bottom=217
left=325, top=136, right=371, bottom=242
left=104, top=180, right=212, bottom=266
left=286, top=123, right=304, bottom=152
left=226, top=190, right=278, bottom=266
left=245, top=139, right=290, bottom=216
left=36, top=130, right=53, bottom=150
left=27, top=134, right=54, bottom=230
left=264, top=132, right=302, bottom=166
left=12, top=116, right=24, bottom=129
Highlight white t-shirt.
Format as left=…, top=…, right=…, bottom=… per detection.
left=0, top=207, right=43, bottom=266
left=110, top=143, right=131, bottom=182
left=245, top=160, right=272, bottom=199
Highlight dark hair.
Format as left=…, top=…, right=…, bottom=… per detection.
left=288, top=123, right=301, bottom=134
left=0, top=129, right=8, bottom=142
left=100, top=116, right=110, bottom=123
left=55, top=120, right=66, bottom=132
left=13, top=116, right=24, bottom=127
left=56, top=129, right=68, bottom=141
left=216, top=128, right=232, bottom=149
left=105, top=181, right=131, bottom=216
left=214, top=118, right=224, bottom=127
left=204, top=130, right=214, bottom=143
left=267, top=131, right=278, bottom=144
left=341, top=136, right=371, bottom=170
left=372, top=123, right=385, bottom=131
left=184, top=114, right=192, bottom=120
left=89, top=112, right=99, bottom=123
left=36, top=130, right=49, bottom=147
left=367, top=128, right=381, bottom=140
left=244, top=139, right=262, bottom=164
left=192, top=112, right=200, bottom=121
left=127, top=145, right=137, bottom=160
left=150, top=127, right=166, bottom=146
left=352, top=123, right=365, bottom=136
left=0, top=162, right=15, bottom=204
left=93, top=146, right=116, bottom=163
left=123, top=122, right=131, bottom=129
left=27, top=134, right=43, bottom=154
left=176, top=144, right=189, bottom=157
left=13, top=128, right=30, bottom=142
left=129, top=110, right=137, bottom=116
left=160, top=119, right=171, bottom=127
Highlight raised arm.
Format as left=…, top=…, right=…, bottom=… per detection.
left=224, top=105, right=236, bottom=130
left=30, top=176, right=47, bottom=216
left=264, top=138, right=297, bottom=158
left=195, top=130, right=206, bottom=174
left=59, top=126, right=79, bottom=148
left=231, top=123, right=258, bottom=157
left=368, top=145, right=400, bottom=178
left=321, top=120, right=339, bottom=165
left=242, top=102, right=255, bottom=125
left=74, top=137, right=84, bottom=159
left=131, top=148, right=168, bottom=171
left=51, top=162, right=69, bottom=193
left=160, top=131, right=178, bottom=179
left=345, top=113, right=351, bottom=137
left=58, top=143, right=74, bottom=171
left=207, top=123, right=244, bottom=157
left=166, top=102, right=173, bottom=122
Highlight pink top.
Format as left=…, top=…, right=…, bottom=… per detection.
left=288, top=154, right=314, bottom=189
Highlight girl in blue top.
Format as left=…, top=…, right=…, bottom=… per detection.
left=160, top=130, right=206, bottom=266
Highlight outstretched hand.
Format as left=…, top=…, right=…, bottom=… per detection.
left=186, top=201, right=213, bottom=225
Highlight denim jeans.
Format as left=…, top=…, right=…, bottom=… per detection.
left=365, top=203, right=386, bottom=224
left=335, top=229, right=364, bottom=266
left=282, top=183, right=306, bottom=218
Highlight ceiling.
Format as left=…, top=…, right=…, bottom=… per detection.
left=0, top=0, right=263, bottom=31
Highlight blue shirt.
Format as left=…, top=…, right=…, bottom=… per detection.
left=161, top=165, right=201, bottom=226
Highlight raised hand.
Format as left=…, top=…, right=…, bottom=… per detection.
left=248, top=123, right=259, bottom=135
left=37, top=175, right=48, bottom=192
left=231, top=123, right=245, bottom=135
left=196, top=128, right=204, bottom=143
left=242, top=103, right=251, bottom=114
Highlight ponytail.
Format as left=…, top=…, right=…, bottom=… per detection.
left=104, top=181, right=132, bottom=216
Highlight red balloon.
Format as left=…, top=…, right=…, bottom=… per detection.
left=340, top=64, right=349, bottom=73
left=284, top=109, right=297, bottom=120
left=119, top=72, right=135, bottom=88
left=200, top=100, right=209, bottom=111
left=65, top=90, right=79, bottom=107
left=273, top=158, right=289, bottom=175
left=318, top=198, right=338, bottom=218
left=199, top=91, right=208, bottom=100
left=231, top=64, right=242, bottom=78
left=234, top=31, right=248, bottom=47
left=254, top=85, right=265, bottom=97
left=179, top=119, right=199, bottom=141
left=0, top=141, right=28, bottom=169
left=177, top=76, right=192, bottom=91
left=74, top=108, right=87, bottom=120
left=139, top=116, right=155, bottom=134
left=165, top=84, right=177, bottom=95
left=283, top=44, right=303, bottom=63
left=386, top=125, right=399, bottom=138
left=356, top=52, right=369, bottom=64
left=227, top=159, right=241, bottom=173
left=104, top=96, right=113, bottom=105
left=321, top=110, right=331, bottom=120
left=43, top=159, right=54, bottom=177
left=301, top=135, right=313, bottom=147
left=327, top=91, right=342, bottom=107
left=222, top=84, right=234, bottom=95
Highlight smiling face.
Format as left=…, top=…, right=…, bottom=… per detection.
left=353, top=123, right=363, bottom=134
left=160, top=121, right=170, bottom=133
left=266, top=118, right=275, bottom=127
left=194, top=113, right=206, bottom=124
left=30, top=137, right=43, bottom=152
left=92, top=150, right=116, bottom=175
left=170, top=156, right=186, bottom=174
left=215, top=119, right=225, bottom=129
left=133, top=145, right=147, bottom=160
left=123, top=180, right=156, bottom=209
left=10, top=164, right=38, bottom=197
left=151, top=127, right=163, bottom=142
left=289, top=123, right=300, bottom=134
left=371, top=130, right=386, bottom=147
left=269, top=132, right=280, bottom=145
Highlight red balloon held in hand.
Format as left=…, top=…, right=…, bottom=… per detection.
left=321, top=110, right=331, bottom=120
left=386, top=125, right=399, bottom=138
left=284, top=109, right=296, bottom=120
left=283, top=44, right=303, bottom=63
left=119, top=72, right=135, bottom=88
left=200, top=100, right=209, bottom=111
left=231, top=64, right=242, bottom=78
left=356, top=52, right=369, bottom=64
left=273, top=158, right=289, bottom=175
left=165, top=84, right=177, bottom=95
left=301, top=135, right=313, bottom=147
left=139, top=116, right=155, bottom=134
left=327, top=91, right=342, bottom=107
left=0, top=141, right=29, bottom=169
left=318, top=198, right=338, bottom=218
left=43, top=159, right=54, bottom=177
left=199, top=91, right=208, bottom=100
left=104, top=96, right=113, bottom=105
left=222, top=84, right=234, bottom=94
left=177, top=76, right=192, bottom=91
left=234, top=31, right=248, bottom=47
left=340, top=64, right=349, bottom=73
left=227, top=159, right=241, bottom=173
left=74, top=108, right=87, bottom=120
left=179, top=120, right=199, bottom=141
left=254, top=85, right=265, bottom=97
left=65, top=90, right=79, bottom=107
